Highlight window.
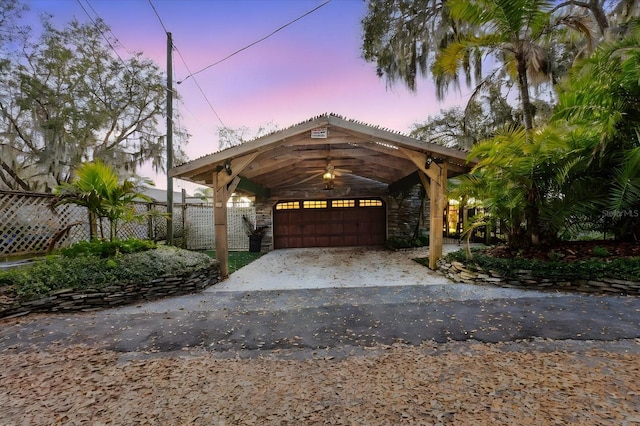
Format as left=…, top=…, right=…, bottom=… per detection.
left=332, top=199, right=355, bottom=208
left=303, top=200, right=327, bottom=209
left=275, top=201, right=300, bottom=210
left=359, top=199, right=383, bottom=207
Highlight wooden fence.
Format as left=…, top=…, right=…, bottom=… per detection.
left=0, top=190, right=253, bottom=257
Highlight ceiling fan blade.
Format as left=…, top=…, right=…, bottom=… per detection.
left=334, top=169, right=352, bottom=176
left=280, top=172, right=323, bottom=187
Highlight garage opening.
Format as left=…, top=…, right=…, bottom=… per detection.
left=273, top=198, right=386, bottom=249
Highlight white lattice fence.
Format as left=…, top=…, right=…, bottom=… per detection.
left=229, top=207, right=255, bottom=251
left=1, top=191, right=90, bottom=257
left=184, top=205, right=255, bottom=251
left=1, top=190, right=255, bottom=256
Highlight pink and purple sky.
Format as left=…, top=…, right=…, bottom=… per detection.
left=27, top=0, right=468, bottom=190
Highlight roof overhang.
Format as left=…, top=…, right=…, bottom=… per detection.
left=170, top=113, right=475, bottom=197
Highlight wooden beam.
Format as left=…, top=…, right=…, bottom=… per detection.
left=213, top=171, right=231, bottom=278
left=418, top=170, right=431, bottom=199
left=236, top=177, right=270, bottom=197
left=398, top=147, right=440, bottom=181
left=227, top=176, right=241, bottom=194
left=326, top=114, right=470, bottom=162
left=216, top=152, right=259, bottom=190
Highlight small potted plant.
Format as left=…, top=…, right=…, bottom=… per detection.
left=242, top=215, right=268, bottom=252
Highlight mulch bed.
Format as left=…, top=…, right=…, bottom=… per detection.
left=1, top=342, right=639, bottom=425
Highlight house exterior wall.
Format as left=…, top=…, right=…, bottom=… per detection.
left=252, top=183, right=428, bottom=251
left=386, top=185, right=429, bottom=240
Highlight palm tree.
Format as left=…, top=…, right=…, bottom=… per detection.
left=55, top=161, right=118, bottom=239
left=434, top=0, right=559, bottom=132
left=553, top=21, right=640, bottom=240
left=454, top=124, right=571, bottom=246
left=55, top=161, right=152, bottom=241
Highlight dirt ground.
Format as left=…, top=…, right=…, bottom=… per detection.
left=2, top=339, right=640, bottom=425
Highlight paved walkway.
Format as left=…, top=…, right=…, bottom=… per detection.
left=1, top=247, right=639, bottom=357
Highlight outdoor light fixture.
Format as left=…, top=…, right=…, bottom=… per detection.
left=224, top=159, right=232, bottom=175
left=425, top=155, right=433, bottom=168
left=425, top=154, right=444, bottom=169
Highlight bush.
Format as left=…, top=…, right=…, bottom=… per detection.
left=444, top=249, right=640, bottom=281
left=0, top=246, right=213, bottom=300
left=386, top=236, right=429, bottom=250
left=592, top=246, right=610, bottom=257
left=60, top=238, right=156, bottom=258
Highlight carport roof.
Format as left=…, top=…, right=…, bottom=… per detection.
left=169, top=113, right=474, bottom=195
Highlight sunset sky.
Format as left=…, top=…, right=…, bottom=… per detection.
left=26, top=0, right=468, bottom=190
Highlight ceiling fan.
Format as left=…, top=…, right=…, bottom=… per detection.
left=284, top=158, right=352, bottom=190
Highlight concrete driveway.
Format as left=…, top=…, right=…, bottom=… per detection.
left=209, top=246, right=456, bottom=291
left=1, top=246, right=639, bottom=356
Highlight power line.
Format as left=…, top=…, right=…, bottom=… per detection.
left=178, top=0, right=332, bottom=84
left=146, top=0, right=229, bottom=131
left=175, top=44, right=229, bottom=130
left=76, top=0, right=132, bottom=74
left=147, top=0, right=228, bottom=129
left=84, top=0, right=127, bottom=51
left=147, top=0, right=169, bottom=35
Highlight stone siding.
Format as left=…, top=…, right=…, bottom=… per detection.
left=0, top=264, right=221, bottom=318
left=437, top=259, right=640, bottom=295
left=387, top=185, right=427, bottom=240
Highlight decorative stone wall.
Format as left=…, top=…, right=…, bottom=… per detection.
left=254, top=196, right=273, bottom=252
left=0, top=264, right=221, bottom=318
left=387, top=185, right=427, bottom=240
left=437, top=259, right=640, bottom=295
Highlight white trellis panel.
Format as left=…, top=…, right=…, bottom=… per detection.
left=229, top=206, right=255, bottom=251
left=184, top=205, right=214, bottom=250
left=184, top=205, right=255, bottom=251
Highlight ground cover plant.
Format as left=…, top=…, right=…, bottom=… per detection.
left=426, top=242, right=640, bottom=282
left=0, top=241, right=213, bottom=301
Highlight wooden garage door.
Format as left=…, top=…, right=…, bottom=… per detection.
left=273, top=199, right=386, bottom=249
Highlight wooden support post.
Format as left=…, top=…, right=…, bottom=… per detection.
left=400, top=148, right=446, bottom=270
left=428, top=162, right=446, bottom=269
left=212, top=154, right=257, bottom=278
left=213, top=171, right=230, bottom=278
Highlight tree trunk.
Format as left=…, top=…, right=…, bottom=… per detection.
left=516, top=52, right=535, bottom=132
left=589, top=0, right=609, bottom=37
left=526, top=185, right=541, bottom=246
left=88, top=211, right=98, bottom=240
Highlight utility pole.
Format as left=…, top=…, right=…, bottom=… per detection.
left=166, top=32, right=174, bottom=245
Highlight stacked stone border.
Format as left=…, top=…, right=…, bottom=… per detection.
left=437, top=258, right=640, bottom=295
left=0, top=264, right=221, bottom=318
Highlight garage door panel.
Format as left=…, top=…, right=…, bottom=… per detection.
left=274, top=199, right=386, bottom=249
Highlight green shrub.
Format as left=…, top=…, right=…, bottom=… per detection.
left=592, top=246, right=610, bottom=257
left=386, top=236, right=428, bottom=250
left=60, top=238, right=156, bottom=258
left=0, top=246, right=213, bottom=301
left=444, top=249, right=640, bottom=281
